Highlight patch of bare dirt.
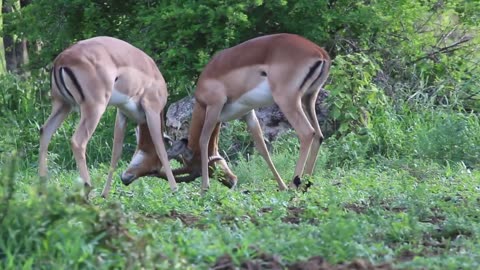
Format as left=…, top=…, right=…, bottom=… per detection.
left=142, top=210, right=202, bottom=228
left=282, top=207, right=304, bottom=224
left=343, top=200, right=408, bottom=214
left=211, top=253, right=394, bottom=270
left=168, top=210, right=200, bottom=226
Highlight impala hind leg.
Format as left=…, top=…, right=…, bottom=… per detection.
left=72, top=104, right=107, bottom=188
left=303, top=91, right=324, bottom=175
left=274, top=93, right=315, bottom=189
left=101, top=110, right=127, bottom=198
left=243, top=110, right=287, bottom=190
left=39, top=99, right=71, bottom=179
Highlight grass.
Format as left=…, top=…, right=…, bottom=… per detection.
left=1, top=147, right=479, bottom=269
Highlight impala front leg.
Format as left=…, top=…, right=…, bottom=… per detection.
left=142, top=96, right=178, bottom=192
left=101, top=109, right=127, bottom=198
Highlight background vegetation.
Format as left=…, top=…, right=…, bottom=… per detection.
left=0, top=0, right=479, bottom=269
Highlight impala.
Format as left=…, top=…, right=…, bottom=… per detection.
left=131, top=33, right=331, bottom=191
left=38, top=36, right=177, bottom=198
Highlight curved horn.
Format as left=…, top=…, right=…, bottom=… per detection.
left=153, top=169, right=199, bottom=183
left=174, top=171, right=201, bottom=183
left=208, top=155, right=224, bottom=164
left=153, top=172, right=200, bottom=183
left=163, top=133, right=173, bottom=146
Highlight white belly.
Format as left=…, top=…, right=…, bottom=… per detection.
left=219, top=80, right=274, bottom=122
left=109, top=89, right=146, bottom=124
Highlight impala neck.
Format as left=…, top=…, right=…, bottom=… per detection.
left=137, top=123, right=154, bottom=149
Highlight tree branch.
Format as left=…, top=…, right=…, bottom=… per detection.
left=409, top=35, right=473, bottom=64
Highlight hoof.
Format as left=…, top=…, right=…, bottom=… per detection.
left=290, top=176, right=313, bottom=193
left=293, top=176, right=302, bottom=188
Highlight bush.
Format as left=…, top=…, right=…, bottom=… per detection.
left=322, top=103, right=480, bottom=168
left=0, top=156, right=162, bottom=269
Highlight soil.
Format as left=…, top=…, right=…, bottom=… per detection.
left=211, top=253, right=393, bottom=270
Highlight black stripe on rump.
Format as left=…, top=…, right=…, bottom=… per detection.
left=308, top=61, right=326, bottom=89
left=62, top=67, right=85, bottom=101
left=54, top=67, right=73, bottom=101
left=55, top=67, right=75, bottom=100
left=299, top=60, right=322, bottom=90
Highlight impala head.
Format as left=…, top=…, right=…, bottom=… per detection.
left=166, top=138, right=238, bottom=188
left=167, top=138, right=194, bottom=162
left=121, top=123, right=165, bottom=185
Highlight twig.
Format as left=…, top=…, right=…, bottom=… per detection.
left=409, top=36, right=473, bottom=64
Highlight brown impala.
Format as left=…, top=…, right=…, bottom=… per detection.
left=129, top=33, right=331, bottom=192
left=38, top=36, right=177, bottom=198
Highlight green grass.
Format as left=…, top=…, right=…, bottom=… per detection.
left=1, top=148, right=479, bottom=269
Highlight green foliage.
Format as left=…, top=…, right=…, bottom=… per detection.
left=218, top=121, right=253, bottom=161
left=326, top=53, right=386, bottom=134
left=0, top=158, right=168, bottom=269
left=2, top=1, right=478, bottom=143
left=323, top=103, right=480, bottom=168
left=11, top=0, right=478, bottom=103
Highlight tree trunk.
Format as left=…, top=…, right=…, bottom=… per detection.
left=17, top=0, right=29, bottom=72
left=2, top=0, right=29, bottom=74
left=2, top=0, right=19, bottom=73
left=15, top=38, right=29, bottom=74
left=0, top=0, right=6, bottom=74
left=3, top=34, right=17, bottom=73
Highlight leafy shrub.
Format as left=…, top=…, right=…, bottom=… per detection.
left=0, top=156, right=164, bottom=269
left=325, top=53, right=387, bottom=135
left=322, top=103, right=480, bottom=168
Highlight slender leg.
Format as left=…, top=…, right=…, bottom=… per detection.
left=209, top=124, right=237, bottom=188
left=142, top=94, right=178, bottom=192
left=303, top=91, right=324, bottom=175
left=101, top=109, right=127, bottom=198
left=199, top=104, right=224, bottom=191
left=71, top=103, right=107, bottom=187
left=39, top=99, right=71, bottom=179
left=274, top=94, right=315, bottom=188
left=243, top=110, right=287, bottom=190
